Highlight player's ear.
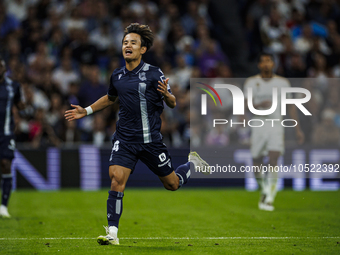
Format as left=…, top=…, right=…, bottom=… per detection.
left=141, top=46, right=147, bottom=55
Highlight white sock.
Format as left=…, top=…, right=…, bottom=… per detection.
left=109, top=226, right=118, bottom=237
left=262, top=173, right=270, bottom=202
left=266, top=171, right=278, bottom=204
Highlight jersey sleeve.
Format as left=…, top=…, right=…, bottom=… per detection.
left=283, top=79, right=293, bottom=99
left=107, top=74, right=118, bottom=97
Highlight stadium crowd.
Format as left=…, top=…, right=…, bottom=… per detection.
left=1, top=0, right=340, bottom=148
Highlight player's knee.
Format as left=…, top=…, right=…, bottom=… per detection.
left=111, top=177, right=126, bottom=190
left=110, top=173, right=126, bottom=191
left=0, top=159, right=12, bottom=174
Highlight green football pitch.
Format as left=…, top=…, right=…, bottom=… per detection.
left=0, top=188, right=339, bottom=254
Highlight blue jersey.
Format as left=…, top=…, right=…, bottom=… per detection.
left=108, top=60, right=171, bottom=143
left=0, top=77, right=21, bottom=136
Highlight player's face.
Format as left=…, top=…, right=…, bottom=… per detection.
left=122, top=33, right=147, bottom=63
left=258, top=56, right=274, bottom=73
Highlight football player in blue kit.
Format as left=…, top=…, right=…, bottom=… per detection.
left=65, top=23, right=209, bottom=245
left=0, top=57, right=25, bottom=218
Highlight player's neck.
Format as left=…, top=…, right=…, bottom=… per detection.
left=125, top=58, right=142, bottom=71
left=260, top=72, right=274, bottom=79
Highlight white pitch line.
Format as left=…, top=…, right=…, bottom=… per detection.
left=0, top=237, right=339, bottom=240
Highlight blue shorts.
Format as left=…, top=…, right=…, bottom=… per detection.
left=109, top=138, right=174, bottom=177
left=0, top=135, right=16, bottom=160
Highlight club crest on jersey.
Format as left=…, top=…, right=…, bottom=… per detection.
left=139, top=72, right=147, bottom=81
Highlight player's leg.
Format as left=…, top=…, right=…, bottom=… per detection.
left=250, top=129, right=268, bottom=210
left=108, top=165, right=131, bottom=234
left=0, top=158, right=13, bottom=218
left=262, top=126, right=284, bottom=211
left=97, top=165, right=131, bottom=245
left=98, top=139, right=137, bottom=245
left=159, top=171, right=180, bottom=191
left=158, top=161, right=192, bottom=191
left=140, top=142, right=196, bottom=191
left=253, top=156, right=266, bottom=203
left=266, top=150, right=280, bottom=205
left=253, top=156, right=264, bottom=189
left=160, top=150, right=211, bottom=190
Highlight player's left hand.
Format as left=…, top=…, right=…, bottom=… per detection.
left=157, top=78, right=170, bottom=97
left=296, top=128, right=305, bottom=145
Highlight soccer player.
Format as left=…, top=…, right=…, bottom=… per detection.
left=64, top=23, right=209, bottom=245
left=0, top=57, right=25, bottom=218
left=243, top=53, right=304, bottom=211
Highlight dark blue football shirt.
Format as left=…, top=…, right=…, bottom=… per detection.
left=0, top=77, right=21, bottom=136
left=108, top=60, right=171, bottom=144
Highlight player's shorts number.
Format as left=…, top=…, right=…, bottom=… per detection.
left=159, top=152, right=166, bottom=162
left=8, top=139, right=15, bottom=151
left=113, top=140, right=120, bottom=152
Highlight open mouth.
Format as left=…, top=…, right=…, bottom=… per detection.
left=125, top=49, right=132, bottom=56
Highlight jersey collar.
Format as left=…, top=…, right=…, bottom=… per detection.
left=123, top=60, right=145, bottom=75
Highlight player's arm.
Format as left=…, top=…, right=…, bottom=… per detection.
left=288, top=104, right=304, bottom=144
left=65, top=95, right=117, bottom=121
left=158, top=78, right=176, bottom=108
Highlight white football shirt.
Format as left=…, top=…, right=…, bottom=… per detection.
left=243, top=74, right=291, bottom=120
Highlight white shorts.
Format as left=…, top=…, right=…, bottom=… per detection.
left=250, top=123, right=284, bottom=158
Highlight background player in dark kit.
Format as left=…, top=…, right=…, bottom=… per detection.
left=0, top=57, right=25, bottom=218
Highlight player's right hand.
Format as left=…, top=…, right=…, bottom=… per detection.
left=64, top=104, right=87, bottom=121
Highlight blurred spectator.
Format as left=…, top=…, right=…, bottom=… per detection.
left=45, top=92, right=63, bottom=129
left=67, top=82, right=80, bottom=106
left=173, top=55, right=192, bottom=90
left=129, top=0, right=158, bottom=19
left=52, top=56, right=80, bottom=95
left=78, top=65, right=107, bottom=106
left=0, top=1, right=20, bottom=38
left=159, top=3, right=179, bottom=41
left=4, top=0, right=28, bottom=22
left=294, top=23, right=314, bottom=54
left=205, top=126, right=229, bottom=147
left=29, top=108, right=61, bottom=148
left=260, top=7, right=288, bottom=53
left=70, top=30, right=98, bottom=65
left=63, top=6, right=86, bottom=34
left=91, top=113, right=110, bottom=146
left=60, top=118, right=82, bottom=145
left=248, top=0, right=271, bottom=22
left=198, top=39, right=229, bottom=77
left=284, top=53, right=307, bottom=77
left=89, top=21, right=115, bottom=53
left=181, top=1, right=200, bottom=36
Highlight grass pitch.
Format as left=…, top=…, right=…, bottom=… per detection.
left=0, top=188, right=339, bottom=254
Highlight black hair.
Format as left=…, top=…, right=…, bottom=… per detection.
left=123, top=23, right=154, bottom=51
left=257, top=52, right=274, bottom=63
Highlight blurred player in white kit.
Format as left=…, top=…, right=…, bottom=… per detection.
left=243, top=53, right=304, bottom=211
